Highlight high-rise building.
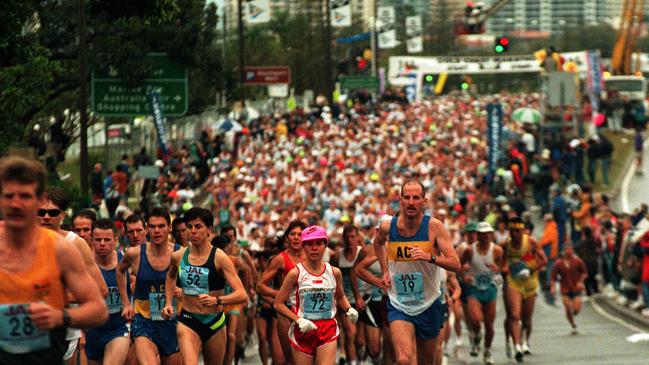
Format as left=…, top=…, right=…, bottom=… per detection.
left=484, top=0, right=615, bottom=35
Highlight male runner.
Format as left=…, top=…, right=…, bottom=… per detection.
left=72, top=208, right=97, bottom=246
left=0, top=156, right=107, bottom=364
left=461, top=222, right=502, bottom=365
left=117, top=207, right=181, bottom=365
left=502, top=217, right=547, bottom=363
left=339, top=224, right=366, bottom=365
left=550, top=244, right=587, bottom=335
left=455, top=222, right=477, bottom=352
left=86, top=219, right=130, bottom=364
left=374, top=180, right=460, bottom=365
left=40, top=187, right=109, bottom=364
left=124, top=215, right=147, bottom=248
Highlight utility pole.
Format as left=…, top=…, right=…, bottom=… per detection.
left=371, top=0, right=378, bottom=77
left=324, top=0, right=334, bottom=103
left=78, top=0, right=89, bottom=199
left=238, top=0, right=246, bottom=106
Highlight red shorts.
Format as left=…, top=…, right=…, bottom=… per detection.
left=288, top=318, right=339, bottom=357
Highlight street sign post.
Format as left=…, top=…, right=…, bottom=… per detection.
left=243, top=66, right=290, bottom=85
left=91, top=53, right=188, bottom=117
left=340, top=76, right=380, bottom=91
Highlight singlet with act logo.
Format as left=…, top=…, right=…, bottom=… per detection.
left=387, top=215, right=440, bottom=316
left=91, top=252, right=129, bottom=332
left=134, top=243, right=181, bottom=320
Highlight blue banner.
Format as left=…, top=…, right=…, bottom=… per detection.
left=587, top=50, right=602, bottom=116
left=486, top=102, right=503, bottom=182
left=336, top=32, right=371, bottom=44
left=149, top=91, right=168, bottom=155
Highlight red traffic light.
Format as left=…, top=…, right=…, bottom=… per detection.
left=498, top=37, right=509, bottom=46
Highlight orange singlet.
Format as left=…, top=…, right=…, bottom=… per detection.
left=0, top=227, right=68, bottom=363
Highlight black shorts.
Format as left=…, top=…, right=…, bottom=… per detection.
left=258, top=306, right=276, bottom=323
left=178, top=310, right=226, bottom=343
left=358, top=296, right=388, bottom=328
left=564, top=291, right=583, bottom=299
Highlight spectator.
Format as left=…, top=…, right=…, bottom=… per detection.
left=539, top=213, right=559, bottom=292
left=576, top=227, right=600, bottom=296
left=89, top=163, right=104, bottom=208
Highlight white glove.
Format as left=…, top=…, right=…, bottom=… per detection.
left=515, top=268, right=530, bottom=280
left=295, top=318, right=317, bottom=333
left=493, top=274, right=504, bottom=286
left=346, top=307, right=359, bottom=324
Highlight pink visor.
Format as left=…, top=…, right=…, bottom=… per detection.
left=301, top=225, right=328, bottom=243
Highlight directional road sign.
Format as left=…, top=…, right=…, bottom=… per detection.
left=92, top=53, right=188, bottom=117
left=340, top=76, right=380, bottom=91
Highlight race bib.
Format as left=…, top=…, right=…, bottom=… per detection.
left=475, top=274, right=493, bottom=290
left=180, top=265, right=209, bottom=295
left=394, top=272, right=423, bottom=302
left=303, top=291, right=334, bottom=320
left=105, top=286, right=122, bottom=314
left=509, top=261, right=528, bottom=277
left=149, top=293, right=174, bottom=321
left=0, top=304, right=50, bottom=354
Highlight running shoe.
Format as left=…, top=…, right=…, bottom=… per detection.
left=515, top=344, right=524, bottom=363
left=522, top=341, right=531, bottom=355
left=571, top=326, right=579, bottom=335
left=484, top=349, right=494, bottom=365
left=505, top=339, right=512, bottom=358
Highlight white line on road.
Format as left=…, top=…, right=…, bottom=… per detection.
left=621, top=138, right=649, bottom=213
left=590, top=299, right=645, bottom=333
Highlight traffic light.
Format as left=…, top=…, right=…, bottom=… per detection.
left=460, top=75, right=473, bottom=91
left=494, top=36, right=509, bottom=53
left=423, top=73, right=435, bottom=84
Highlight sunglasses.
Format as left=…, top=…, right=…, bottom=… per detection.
left=38, top=208, right=63, bottom=217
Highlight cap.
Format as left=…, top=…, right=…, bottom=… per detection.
left=301, top=225, right=328, bottom=243
left=476, top=221, right=494, bottom=233
left=464, top=222, right=478, bottom=233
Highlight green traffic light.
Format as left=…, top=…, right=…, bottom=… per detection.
left=425, top=75, right=434, bottom=82
left=495, top=45, right=504, bottom=53
left=461, top=82, right=469, bottom=90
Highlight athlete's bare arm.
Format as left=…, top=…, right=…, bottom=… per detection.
left=212, top=249, right=248, bottom=306
left=333, top=267, right=353, bottom=312
left=256, top=254, right=284, bottom=298
left=116, top=246, right=139, bottom=321
left=241, top=250, right=259, bottom=280
left=528, top=237, right=548, bottom=271
left=274, top=268, right=299, bottom=322
left=353, top=245, right=389, bottom=292
left=373, top=220, right=391, bottom=287
left=30, top=237, right=108, bottom=331
left=491, top=245, right=504, bottom=273
left=71, top=234, right=109, bottom=297
left=410, top=218, right=461, bottom=272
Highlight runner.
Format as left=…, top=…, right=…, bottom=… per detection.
left=550, top=244, right=588, bottom=335
left=221, top=223, right=257, bottom=364
left=455, top=221, right=477, bottom=353
left=374, top=180, right=460, bottom=365
left=40, top=187, right=109, bottom=365
left=123, top=215, right=147, bottom=248
left=352, top=243, right=391, bottom=365
left=116, top=207, right=182, bottom=365
left=86, top=219, right=130, bottom=365
left=461, top=222, right=503, bottom=365
left=502, top=216, right=547, bottom=363
left=434, top=267, right=461, bottom=365
left=171, top=216, right=189, bottom=247
left=274, top=225, right=358, bottom=365
left=339, top=224, right=365, bottom=365
left=72, top=208, right=97, bottom=246
left=0, top=156, right=107, bottom=364
left=162, top=207, right=248, bottom=365
left=256, top=220, right=307, bottom=365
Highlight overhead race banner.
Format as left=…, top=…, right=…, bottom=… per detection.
left=331, top=0, right=351, bottom=27
left=246, top=0, right=271, bottom=24
left=377, top=6, right=398, bottom=49
left=486, top=102, right=503, bottom=182
left=405, top=16, right=423, bottom=54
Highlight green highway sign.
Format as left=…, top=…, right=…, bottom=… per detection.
left=340, top=76, right=380, bottom=91
left=92, top=53, right=188, bottom=117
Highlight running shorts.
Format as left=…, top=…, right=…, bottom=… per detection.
left=387, top=297, right=444, bottom=340
left=467, top=284, right=498, bottom=303
left=223, top=304, right=242, bottom=315
left=288, top=318, right=339, bottom=357
left=85, top=325, right=129, bottom=361
left=132, top=314, right=179, bottom=356
left=507, top=276, right=539, bottom=299
left=178, top=310, right=226, bottom=343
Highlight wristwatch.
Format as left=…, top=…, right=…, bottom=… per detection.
left=429, top=255, right=437, bottom=264
left=216, top=296, right=222, bottom=306
left=62, top=310, right=71, bottom=327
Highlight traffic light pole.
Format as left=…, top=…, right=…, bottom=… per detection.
left=370, top=0, right=378, bottom=77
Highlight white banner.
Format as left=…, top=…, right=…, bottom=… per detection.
left=379, top=29, right=398, bottom=49
left=407, top=36, right=423, bottom=53
left=376, top=6, right=395, bottom=29
left=405, top=16, right=422, bottom=36
left=331, top=0, right=351, bottom=27
left=246, top=0, right=271, bottom=24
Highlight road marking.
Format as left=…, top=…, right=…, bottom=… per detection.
left=621, top=138, right=649, bottom=213
left=626, top=333, right=649, bottom=343
left=590, top=299, right=645, bottom=333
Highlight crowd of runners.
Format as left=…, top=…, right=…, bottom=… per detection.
left=1, top=92, right=648, bottom=365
